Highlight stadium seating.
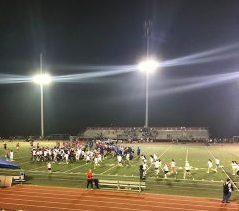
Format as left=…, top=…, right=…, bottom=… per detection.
left=79, top=127, right=209, bottom=141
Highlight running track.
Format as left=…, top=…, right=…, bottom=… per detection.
left=0, top=185, right=238, bottom=211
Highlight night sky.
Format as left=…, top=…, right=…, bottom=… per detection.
left=0, top=0, right=239, bottom=137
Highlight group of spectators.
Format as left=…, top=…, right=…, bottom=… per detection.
left=30, top=140, right=137, bottom=169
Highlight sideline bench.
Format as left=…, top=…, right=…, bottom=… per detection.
left=99, top=179, right=146, bottom=192
left=12, top=175, right=26, bottom=183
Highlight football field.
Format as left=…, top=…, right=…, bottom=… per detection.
left=0, top=141, right=239, bottom=199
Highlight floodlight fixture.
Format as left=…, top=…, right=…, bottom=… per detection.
left=33, top=73, right=52, bottom=85
left=138, top=59, right=159, bottom=73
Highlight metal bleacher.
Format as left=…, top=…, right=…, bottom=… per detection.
left=79, top=127, right=209, bottom=141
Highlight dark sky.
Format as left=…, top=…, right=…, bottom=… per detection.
left=0, top=0, right=239, bottom=137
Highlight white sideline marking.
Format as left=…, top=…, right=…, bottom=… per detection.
left=27, top=169, right=227, bottom=184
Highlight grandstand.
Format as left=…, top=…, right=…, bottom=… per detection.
left=79, top=127, right=209, bottom=141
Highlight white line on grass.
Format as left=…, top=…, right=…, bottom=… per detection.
left=231, top=151, right=239, bottom=158
left=100, top=164, right=117, bottom=175
left=206, top=146, right=239, bottom=191
left=186, top=147, right=189, bottom=162
left=159, top=145, right=172, bottom=158
left=26, top=169, right=230, bottom=184
left=63, top=162, right=89, bottom=173
left=183, top=147, right=189, bottom=179
left=29, top=165, right=46, bottom=171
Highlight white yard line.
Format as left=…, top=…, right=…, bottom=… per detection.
left=63, top=162, right=89, bottom=173
left=186, top=147, right=189, bottom=162
left=159, top=145, right=172, bottom=158
left=100, top=164, right=117, bottom=175
left=206, top=146, right=239, bottom=191
left=183, top=147, right=189, bottom=179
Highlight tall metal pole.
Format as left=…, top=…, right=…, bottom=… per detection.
left=145, top=20, right=151, bottom=128
left=145, top=72, right=149, bottom=128
left=40, top=53, right=44, bottom=139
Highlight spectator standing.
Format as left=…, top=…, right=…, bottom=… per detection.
left=86, top=169, right=94, bottom=190
left=139, top=164, right=144, bottom=180
left=222, top=178, right=234, bottom=203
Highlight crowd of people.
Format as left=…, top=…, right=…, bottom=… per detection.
left=30, top=140, right=137, bottom=170
left=3, top=140, right=239, bottom=181
left=1, top=140, right=239, bottom=203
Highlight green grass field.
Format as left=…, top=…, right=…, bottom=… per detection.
left=0, top=141, right=239, bottom=199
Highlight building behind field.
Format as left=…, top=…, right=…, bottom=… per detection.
left=79, top=127, right=209, bottom=141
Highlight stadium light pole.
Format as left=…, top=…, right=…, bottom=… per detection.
left=137, top=20, right=159, bottom=128
left=138, top=59, right=159, bottom=128
left=32, top=54, right=52, bottom=139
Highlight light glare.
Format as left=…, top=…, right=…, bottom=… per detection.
left=138, top=59, right=159, bottom=73
left=33, top=73, right=52, bottom=85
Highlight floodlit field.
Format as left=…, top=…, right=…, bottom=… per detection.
left=0, top=141, right=239, bottom=199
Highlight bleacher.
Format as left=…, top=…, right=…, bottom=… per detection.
left=79, top=127, right=209, bottom=141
